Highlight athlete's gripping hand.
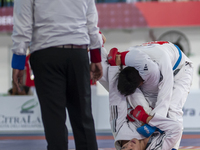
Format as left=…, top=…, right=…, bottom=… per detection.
left=127, top=107, right=135, bottom=122
left=132, top=105, right=149, bottom=124
left=137, top=124, right=156, bottom=137
left=108, top=48, right=129, bottom=66
left=107, top=47, right=119, bottom=66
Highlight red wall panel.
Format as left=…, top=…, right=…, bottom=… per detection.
left=135, top=1, right=200, bottom=27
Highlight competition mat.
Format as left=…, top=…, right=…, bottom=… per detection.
left=98, top=148, right=200, bottom=150
left=0, top=133, right=199, bottom=150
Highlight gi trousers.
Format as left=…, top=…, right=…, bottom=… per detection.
left=30, top=47, right=98, bottom=150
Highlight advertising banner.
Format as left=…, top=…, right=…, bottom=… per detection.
left=183, top=90, right=200, bottom=129
left=0, top=96, right=44, bottom=131
left=0, top=89, right=199, bottom=132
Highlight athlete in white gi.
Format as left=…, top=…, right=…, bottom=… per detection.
left=107, top=41, right=193, bottom=149
left=99, top=40, right=182, bottom=150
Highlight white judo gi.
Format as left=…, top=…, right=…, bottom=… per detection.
left=99, top=46, right=182, bottom=150
left=122, top=41, right=193, bottom=148
left=124, top=41, right=193, bottom=120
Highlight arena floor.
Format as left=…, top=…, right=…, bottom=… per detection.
left=0, top=131, right=200, bottom=150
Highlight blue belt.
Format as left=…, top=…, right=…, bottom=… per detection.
left=173, top=44, right=182, bottom=70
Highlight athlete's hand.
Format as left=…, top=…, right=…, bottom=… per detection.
left=137, top=124, right=157, bottom=137
left=115, top=54, right=121, bottom=66
left=127, top=108, right=135, bottom=122
left=90, top=62, right=103, bottom=84
left=132, top=105, right=149, bottom=124
left=107, top=47, right=119, bottom=66
left=108, top=48, right=129, bottom=66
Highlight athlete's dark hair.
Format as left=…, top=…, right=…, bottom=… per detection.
left=117, top=67, right=143, bottom=96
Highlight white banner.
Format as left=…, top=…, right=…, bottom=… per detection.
left=0, top=96, right=44, bottom=131
left=0, top=89, right=199, bottom=132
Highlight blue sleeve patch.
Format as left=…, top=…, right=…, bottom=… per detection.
left=11, top=54, right=26, bottom=70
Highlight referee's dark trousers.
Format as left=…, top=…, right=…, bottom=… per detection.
left=30, top=46, right=98, bottom=150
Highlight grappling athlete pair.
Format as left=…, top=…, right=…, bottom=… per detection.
left=98, top=37, right=193, bottom=150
